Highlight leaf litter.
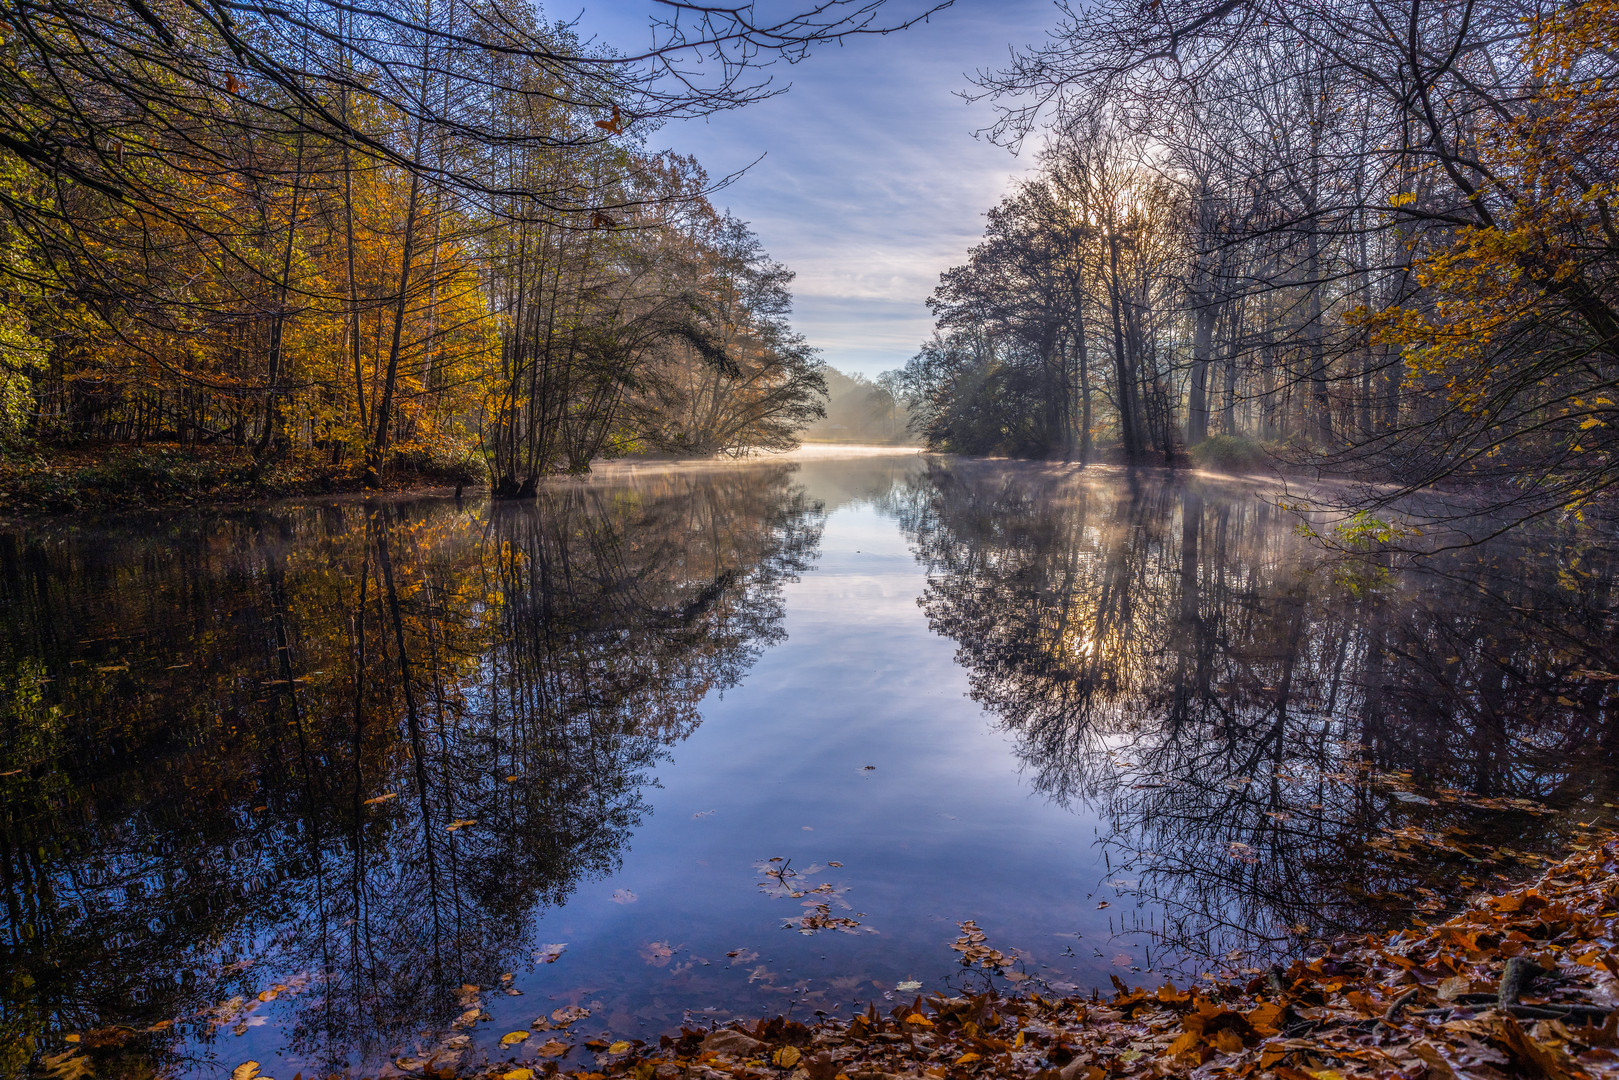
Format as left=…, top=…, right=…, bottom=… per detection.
left=370, top=837, right=1615, bottom=1079
left=38, top=839, right=1619, bottom=1080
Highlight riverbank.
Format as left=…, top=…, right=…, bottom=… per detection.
left=90, top=834, right=1609, bottom=1080
left=0, top=444, right=481, bottom=514
left=0, top=442, right=924, bottom=515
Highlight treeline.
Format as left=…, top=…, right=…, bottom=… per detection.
left=0, top=0, right=925, bottom=492
left=896, top=0, right=1619, bottom=519
left=800, top=367, right=913, bottom=445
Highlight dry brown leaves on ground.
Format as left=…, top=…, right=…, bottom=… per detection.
left=425, top=837, right=1618, bottom=1080
left=52, top=839, right=1619, bottom=1080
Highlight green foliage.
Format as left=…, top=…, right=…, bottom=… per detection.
left=1188, top=435, right=1271, bottom=475
left=1333, top=510, right=1398, bottom=550
left=896, top=333, right=1056, bottom=457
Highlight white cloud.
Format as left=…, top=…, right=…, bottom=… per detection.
left=571, top=0, right=1057, bottom=376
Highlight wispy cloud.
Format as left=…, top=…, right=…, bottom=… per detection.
left=571, top=1, right=1057, bottom=376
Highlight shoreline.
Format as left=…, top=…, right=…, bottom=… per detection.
left=41, top=836, right=1619, bottom=1080
left=0, top=443, right=933, bottom=518
left=445, top=838, right=1619, bottom=1080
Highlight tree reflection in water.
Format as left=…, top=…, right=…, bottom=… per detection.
left=0, top=466, right=823, bottom=1075
left=889, top=459, right=1618, bottom=972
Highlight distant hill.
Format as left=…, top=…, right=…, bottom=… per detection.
left=803, top=367, right=915, bottom=445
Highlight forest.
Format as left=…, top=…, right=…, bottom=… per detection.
left=894, top=0, right=1619, bottom=523
left=0, top=0, right=927, bottom=498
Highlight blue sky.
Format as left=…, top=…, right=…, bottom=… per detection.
left=571, top=1, right=1059, bottom=378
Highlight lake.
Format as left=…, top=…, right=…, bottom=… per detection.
left=2, top=448, right=1615, bottom=1078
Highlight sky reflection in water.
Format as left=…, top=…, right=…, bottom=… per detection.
left=1, top=449, right=1615, bottom=1078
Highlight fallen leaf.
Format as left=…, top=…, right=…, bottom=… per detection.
left=641, top=941, right=677, bottom=966
left=774, top=1047, right=802, bottom=1068
left=500, top=1031, right=529, bottom=1046
left=231, top=1064, right=261, bottom=1080
left=551, top=1006, right=590, bottom=1025
left=536, top=1039, right=570, bottom=1057
left=533, top=943, right=566, bottom=963
left=503, top=1070, right=534, bottom=1080
left=363, top=793, right=397, bottom=805
left=40, top=1052, right=94, bottom=1080
left=1437, top=975, right=1470, bottom=1000
left=445, top=818, right=476, bottom=832
left=608, top=1041, right=631, bottom=1054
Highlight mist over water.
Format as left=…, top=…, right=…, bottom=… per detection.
left=2, top=449, right=1614, bottom=1078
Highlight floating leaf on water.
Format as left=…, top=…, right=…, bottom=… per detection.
left=641, top=941, right=677, bottom=966
left=533, top=943, right=566, bottom=964
left=1097, top=901, right=1110, bottom=908
left=41, top=1053, right=95, bottom=1080
left=363, top=793, right=397, bottom=805
left=896, top=980, right=922, bottom=992
left=499, top=1031, right=529, bottom=1046
left=608, top=1041, right=631, bottom=1055
left=536, top=1039, right=570, bottom=1057
left=503, top=1070, right=534, bottom=1080
left=445, top=818, right=476, bottom=831
left=230, top=1063, right=261, bottom=1080
left=550, top=1006, right=590, bottom=1025
left=610, top=889, right=636, bottom=904
left=828, top=861, right=843, bottom=868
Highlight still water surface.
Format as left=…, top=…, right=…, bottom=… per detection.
left=2, top=449, right=1616, bottom=1077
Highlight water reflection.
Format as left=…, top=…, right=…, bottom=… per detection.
left=0, top=465, right=823, bottom=1076
left=889, top=459, right=1619, bottom=968
left=5, top=453, right=1617, bottom=1079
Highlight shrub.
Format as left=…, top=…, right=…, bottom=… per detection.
left=1189, top=434, right=1271, bottom=475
